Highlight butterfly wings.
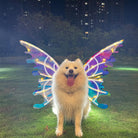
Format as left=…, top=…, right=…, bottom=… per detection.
left=20, top=40, right=123, bottom=109
left=20, top=40, right=59, bottom=109
left=84, top=40, right=124, bottom=109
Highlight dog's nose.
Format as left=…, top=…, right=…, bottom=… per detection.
left=69, top=69, right=73, bottom=74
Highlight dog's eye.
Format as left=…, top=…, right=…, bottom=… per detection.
left=65, top=67, right=69, bottom=69
left=74, top=67, right=77, bottom=69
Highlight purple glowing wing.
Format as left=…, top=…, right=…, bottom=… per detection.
left=84, top=40, right=124, bottom=109
left=20, top=40, right=59, bottom=109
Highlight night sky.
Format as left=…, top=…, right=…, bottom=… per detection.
left=0, top=0, right=138, bottom=29
left=124, top=0, right=138, bottom=25
left=51, top=0, right=65, bottom=16
left=52, top=0, right=138, bottom=26
left=0, top=0, right=138, bottom=57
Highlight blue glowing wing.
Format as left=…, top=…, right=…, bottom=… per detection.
left=20, top=40, right=59, bottom=109
left=84, top=40, right=123, bottom=109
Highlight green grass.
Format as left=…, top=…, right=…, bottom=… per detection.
left=0, top=64, right=138, bottom=138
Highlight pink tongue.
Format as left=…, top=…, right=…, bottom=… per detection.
left=67, top=76, right=74, bottom=86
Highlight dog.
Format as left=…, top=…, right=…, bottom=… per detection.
left=52, top=58, right=90, bottom=137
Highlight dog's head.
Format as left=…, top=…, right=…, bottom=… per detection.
left=54, top=58, right=87, bottom=90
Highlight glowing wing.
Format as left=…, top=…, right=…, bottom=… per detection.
left=20, top=40, right=59, bottom=109
left=84, top=40, right=124, bottom=109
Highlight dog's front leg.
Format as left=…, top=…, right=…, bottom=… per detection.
left=56, top=111, right=64, bottom=136
left=75, top=110, right=83, bottom=137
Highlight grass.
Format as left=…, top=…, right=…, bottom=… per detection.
left=0, top=62, right=138, bottom=138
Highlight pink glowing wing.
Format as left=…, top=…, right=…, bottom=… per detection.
left=20, top=40, right=59, bottom=109
left=84, top=40, right=124, bottom=109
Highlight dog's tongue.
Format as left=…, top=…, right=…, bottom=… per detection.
left=67, top=76, right=74, bottom=86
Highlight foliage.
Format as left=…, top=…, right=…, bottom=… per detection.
left=87, top=24, right=138, bottom=58
left=16, top=13, right=138, bottom=63
left=17, top=13, right=84, bottom=62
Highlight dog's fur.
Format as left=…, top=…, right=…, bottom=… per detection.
left=52, top=59, right=90, bottom=137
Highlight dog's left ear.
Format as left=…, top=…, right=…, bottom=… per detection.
left=75, top=58, right=81, bottom=62
left=75, top=58, right=82, bottom=63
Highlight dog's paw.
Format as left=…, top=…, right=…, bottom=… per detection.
left=75, top=129, right=83, bottom=137
left=56, top=128, right=63, bottom=136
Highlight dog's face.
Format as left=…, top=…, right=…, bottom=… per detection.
left=54, top=58, right=88, bottom=91
left=61, top=59, right=84, bottom=86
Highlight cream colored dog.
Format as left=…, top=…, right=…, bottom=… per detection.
left=52, top=59, right=90, bottom=137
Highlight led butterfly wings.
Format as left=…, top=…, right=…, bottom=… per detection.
left=20, top=40, right=59, bottom=109
left=20, top=40, right=123, bottom=109
left=84, top=40, right=123, bottom=109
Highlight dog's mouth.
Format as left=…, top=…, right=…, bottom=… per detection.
left=65, top=74, right=78, bottom=79
left=64, top=74, right=79, bottom=86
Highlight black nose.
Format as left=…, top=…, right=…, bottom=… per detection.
left=69, top=69, right=73, bottom=74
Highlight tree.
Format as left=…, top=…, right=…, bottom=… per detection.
left=17, top=13, right=84, bottom=62
left=17, top=13, right=138, bottom=62
left=86, top=25, right=138, bottom=57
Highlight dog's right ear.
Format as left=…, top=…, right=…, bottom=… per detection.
left=60, top=59, right=69, bottom=65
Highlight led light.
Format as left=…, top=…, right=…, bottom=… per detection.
left=35, top=58, right=39, bottom=62
left=112, top=67, right=138, bottom=71
left=85, top=13, right=88, bottom=16
left=0, top=68, right=18, bottom=72
left=111, top=48, right=114, bottom=52
left=27, top=48, right=30, bottom=52
left=0, top=76, right=7, bottom=79
left=88, top=95, right=97, bottom=102
left=85, top=31, right=89, bottom=34
left=103, top=58, right=106, bottom=62
left=85, top=22, right=88, bottom=25
left=98, top=78, right=103, bottom=82
left=20, top=40, right=123, bottom=110
left=41, top=78, right=44, bottom=80
left=85, top=2, right=88, bottom=5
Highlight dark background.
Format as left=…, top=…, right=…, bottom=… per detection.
left=0, top=0, right=138, bottom=61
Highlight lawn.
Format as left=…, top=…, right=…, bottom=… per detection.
left=0, top=58, right=138, bottom=138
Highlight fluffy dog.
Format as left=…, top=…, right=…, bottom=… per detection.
left=52, top=59, right=90, bottom=137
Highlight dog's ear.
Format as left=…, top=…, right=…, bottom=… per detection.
left=75, top=58, right=83, bottom=66
left=75, top=58, right=81, bottom=63
left=64, top=59, right=69, bottom=62
left=61, top=59, right=69, bottom=64
left=60, top=59, right=69, bottom=66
